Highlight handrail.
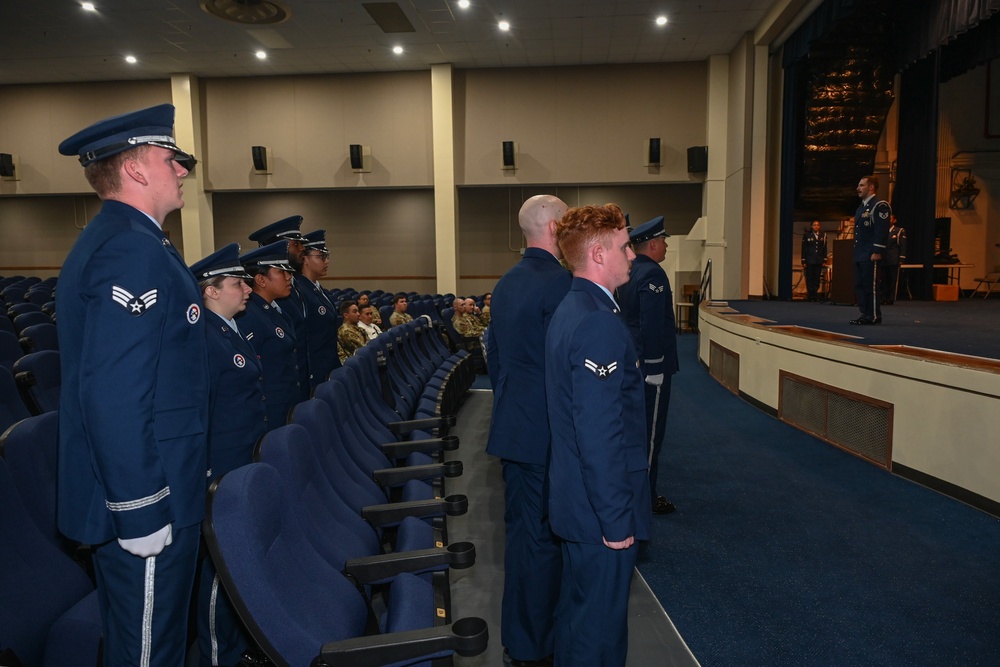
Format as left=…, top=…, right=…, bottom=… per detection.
left=699, top=259, right=712, bottom=304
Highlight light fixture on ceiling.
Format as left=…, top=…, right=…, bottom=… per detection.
left=82, top=2, right=96, bottom=11
left=656, top=16, right=668, bottom=26
left=498, top=20, right=510, bottom=31
left=457, top=0, right=470, bottom=8
left=392, top=45, right=403, bottom=54
left=125, top=55, right=137, bottom=64
left=255, top=50, right=267, bottom=59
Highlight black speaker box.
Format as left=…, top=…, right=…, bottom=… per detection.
left=648, top=138, right=661, bottom=166
left=687, top=146, right=708, bottom=173
left=0, top=153, right=14, bottom=178
left=502, top=141, right=516, bottom=168
left=350, top=144, right=364, bottom=170
left=251, top=146, right=268, bottom=171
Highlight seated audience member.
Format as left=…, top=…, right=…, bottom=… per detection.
left=337, top=300, right=367, bottom=363
left=357, top=292, right=382, bottom=327
left=389, top=292, right=412, bottom=328
left=358, top=305, right=383, bottom=340
left=480, top=292, right=492, bottom=326
left=453, top=297, right=486, bottom=338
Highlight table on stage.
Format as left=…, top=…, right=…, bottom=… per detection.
left=898, top=263, right=974, bottom=299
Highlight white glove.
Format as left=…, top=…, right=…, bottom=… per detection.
left=118, top=524, right=173, bottom=558
left=644, top=374, right=664, bottom=386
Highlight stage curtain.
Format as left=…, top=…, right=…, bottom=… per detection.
left=892, top=52, right=940, bottom=300
left=898, top=0, right=1000, bottom=71
left=778, top=58, right=807, bottom=300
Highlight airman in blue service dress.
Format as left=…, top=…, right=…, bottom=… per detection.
left=851, top=175, right=891, bottom=324
left=296, top=229, right=342, bottom=386
left=486, top=245, right=571, bottom=665
left=546, top=277, right=651, bottom=667
left=190, top=244, right=266, bottom=667
left=882, top=217, right=907, bottom=304
left=801, top=221, right=828, bottom=302
left=237, top=242, right=304, bottom=430
left=618, top=216, right=679, bottom=515
left=56, top=104, right=210, bottom=667
left=249, top=216, right=311, bottom=399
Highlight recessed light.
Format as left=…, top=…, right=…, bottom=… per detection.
left=392, top=45, right=403, bottom=54
left=498, top=20, right=510, bottom=31
left=255, top=50, right=267, bottom=59
left=82, top=2, right=96, bottom=11
left=656, top=15, right=668, bottom=26
left=124, top=55, right=137, bottom=64
left=457, top=0, right=470, bottom=8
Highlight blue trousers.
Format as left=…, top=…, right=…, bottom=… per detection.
left=501, top=460, right=562, bottom=661
left=554, top=540, right=637, bottom=667
left=198, top=554, right=249, bottom=666
left=854, top=259, right=882, bottom=321
left=644, top=377, right=672, bottom=500
left=92, top=524, right=200, bottom=667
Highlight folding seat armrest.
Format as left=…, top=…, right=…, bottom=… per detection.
left=372, top=461, right=462, bottom=487
left=380, top=435, right=459, bottom=459
left=361, top=495, right=468, bottom=527
left=387, top=414, right=456, bottom=436
left=343, top=541, right=476, bottom=584
left=315, top=617, right=489, bottom=666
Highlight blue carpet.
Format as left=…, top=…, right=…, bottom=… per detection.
left=721, top=299, right=1000, bottom=360
left=638, top=335, right=1000, bottom=666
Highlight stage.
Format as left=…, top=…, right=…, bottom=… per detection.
left=694, top=298, right=1000, bottom=516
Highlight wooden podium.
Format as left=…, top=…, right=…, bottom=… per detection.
left=830, top=239, right=855, bottom=304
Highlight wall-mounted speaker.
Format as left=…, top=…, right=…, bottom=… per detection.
left=251, top=146, right=271, bottom=175
left=687, top=146, right=708, bottom=173
left=646, top=138, right=661, bottom=167
left=501, top=141, right=517, bottom=170
left=0, top=153, right=19, bottom=181
left=349, top=144, right=371, bottom=173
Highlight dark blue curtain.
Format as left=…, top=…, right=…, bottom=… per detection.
left=778, top=60, right=807, bottom=300
left=892, top=52, right=941, bottom=300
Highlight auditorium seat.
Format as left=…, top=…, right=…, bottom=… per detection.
left=0, top=366, right=31, bottom=434
left=8, top=302, right=43, bottom=318
left=0, top=330, right=23, bottom=371
left=13, top=310, right=51, bottom=335
left=19, top=322, right=59, bottom=354
left=0, top=314, right=16, bottom=336
left=13, top=350, right=61, bottom=415
left=0, top=457, right=101, bottom=667
left=204, top=462, right=488, bottom=667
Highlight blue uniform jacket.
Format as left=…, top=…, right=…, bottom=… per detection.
left=545, top=278, right=651, bottom=544
left=236, top=293, right=305, bottom=429
left=854, top=196, right=891, bottom=262
left=295, top=274, right=342, bottom=386
left=486, top=248, right=572, bottom=464
left=56, top=200, right=209, bottom=544
left=801, top=231, right=828, bottom=265
left=204, top=312, right=267, bottom=482
left=276, top=280, right=311, bottom=397
left=618, top=254, right=679, bottom=378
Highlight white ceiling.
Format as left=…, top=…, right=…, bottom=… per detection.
left=0, top=0, right=783, bottom=85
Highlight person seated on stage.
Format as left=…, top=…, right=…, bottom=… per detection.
left=357, top=292, right=382, bottom=327
left=337, top=299, right=367, bottom=363
left=480, top=292, right=492, bottom=326
left=358, top=304, right=383, bottom=340
left=389, top=292, right=412, bottom=328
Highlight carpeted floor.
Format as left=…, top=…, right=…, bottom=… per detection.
left=637, top=335, right=1000, bottom=666
left=720, top=299, right=1000, bottom=360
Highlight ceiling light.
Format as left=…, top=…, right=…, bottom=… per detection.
left=457, top=0, right=470, bottom=8
left=656, top=15, right=668, bottom=26
left=82, top=2, right=96, bottom=11
left=498, top=20, right=510, bottom=31
left=393, top=45, right=404, bottom=54
left=256, top=50, right=267, bottom=59
left=124, top=55, right=137, bottom=64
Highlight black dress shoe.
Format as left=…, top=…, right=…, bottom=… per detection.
left=503, top=649, right=554, bottom=667
left=872, top=317, right=882, bottom=324
left=849, top=317, right=873, bottom=325
left=652, top=496, right=676, bottom=514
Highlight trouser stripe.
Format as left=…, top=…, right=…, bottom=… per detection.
left=648, top=384, right=661, bottom=468
left=141, top=556, right=156, bottom=667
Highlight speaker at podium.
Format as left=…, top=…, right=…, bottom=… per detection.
left=830, top=239, right=856, bottom=305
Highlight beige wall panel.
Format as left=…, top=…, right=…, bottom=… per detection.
left=202, top=73, right=433, bottom=191
left=0, top=81, right=172, bottom=196
left=459, top=63, right=708, bottom=185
